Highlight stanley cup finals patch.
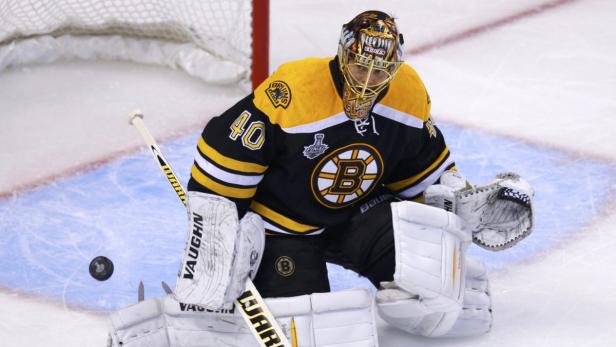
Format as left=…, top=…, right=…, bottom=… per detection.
left=265, top=81, right=292, bottom=109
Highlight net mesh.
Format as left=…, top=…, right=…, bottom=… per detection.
left=0, top=0, right=253, bottom=81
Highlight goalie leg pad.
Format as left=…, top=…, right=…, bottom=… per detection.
left=108, top=295, right=256, bottom=347
left=376, top=257, right=492, bottom=338
left=109, top=289, right=378, bottom=347
left=162, top=295, right=257, bottom=346
left=175, top=192, right=264, bottom=309
left=108, top=298, right=170, bottom=347
left=268, top=288, right=379, bottom=347
left=443, top=257, right=493, bottom=337
left=391, top=201, right=470, bottom=310
left=377, top=201, right=471, bottom=337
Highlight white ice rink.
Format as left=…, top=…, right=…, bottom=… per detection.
left=1, top=0, right=616, bottom=346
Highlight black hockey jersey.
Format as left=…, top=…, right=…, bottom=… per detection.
left=187, top=57, right=454, bottom=235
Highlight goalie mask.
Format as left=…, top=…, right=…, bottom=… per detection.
left=338, top=11, right=404, bottom=120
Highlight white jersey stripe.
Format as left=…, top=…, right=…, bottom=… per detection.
left=281, top=105, right=424, bottom=134
left=397, top=156, right=455, bottom=199
left=194, top=151, right=263, bottom=186
left=372, top=104, right=424, bottom=129
left=263, top=221, right=325, bottom=235
left=281, top=112, right=349, bottom=134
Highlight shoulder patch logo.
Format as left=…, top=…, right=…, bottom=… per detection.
left=303, top=133, right=329, bottom=159
left=265, top=80, right=292, bottom=109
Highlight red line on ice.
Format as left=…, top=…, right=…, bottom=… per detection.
left=407, top=0, right=577, bottom=56
left=0, top=0, right=578, bottom=200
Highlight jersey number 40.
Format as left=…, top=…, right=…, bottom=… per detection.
left=229, top=111, right=266, bottom=150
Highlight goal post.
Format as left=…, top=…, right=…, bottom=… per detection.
left=0, top=0, right=269, bottom=90
left=251, top=0, right=269, bottom=89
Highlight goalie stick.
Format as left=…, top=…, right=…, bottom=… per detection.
left=129, top=110, right=293, bottom=347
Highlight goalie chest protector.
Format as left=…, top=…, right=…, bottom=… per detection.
left=188, top=57, right=453, bottom=236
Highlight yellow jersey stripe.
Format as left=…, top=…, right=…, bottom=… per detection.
left=385, top=147, right=450, bottom=192
left=191, top=165, right=257, bottom=199
left=252, top=58, right=344, bottom=130
left=198, top=137, right=268, bottom=174
left=250, top=201, right=320, bottom=233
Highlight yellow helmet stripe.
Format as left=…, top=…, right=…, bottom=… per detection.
left=198, top=137, right=268, bottom=174
left=191, top=165, right=257, bottom=199
left=250, top=201, right=320, bottom=233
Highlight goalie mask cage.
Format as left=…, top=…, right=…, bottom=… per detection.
left=0, top=0, right=269, bottom=90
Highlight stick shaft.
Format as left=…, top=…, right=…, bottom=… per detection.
left=129, top=112, right=187, bottom=206
left=129, top=110, right=291, bottom=347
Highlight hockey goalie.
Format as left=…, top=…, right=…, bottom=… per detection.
left=108, top=10, right=534, bottom=347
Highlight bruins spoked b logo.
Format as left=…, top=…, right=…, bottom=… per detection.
left=275, top=256, right=295, bottom=277
left=311, top=143, right=384, bottom=209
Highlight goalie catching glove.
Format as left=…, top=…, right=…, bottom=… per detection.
left=174, top=192, right=264, bottom=309
left=424, top=170, right=534, bottom=251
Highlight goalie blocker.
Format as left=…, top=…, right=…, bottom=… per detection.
left=175, top=191, right=265, bottom=309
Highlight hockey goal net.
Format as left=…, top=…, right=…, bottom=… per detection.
left=0, top=0, right=269, bottom=89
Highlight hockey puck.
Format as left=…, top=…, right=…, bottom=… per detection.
left=89, top=256, right=114, bottom=281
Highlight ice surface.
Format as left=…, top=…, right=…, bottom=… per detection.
left=1, top=0, right=616, bottom=346
left=2, top=128, right=610, bottom=311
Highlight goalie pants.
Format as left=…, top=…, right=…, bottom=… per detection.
left=253, top=193, right=397, bottom=298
